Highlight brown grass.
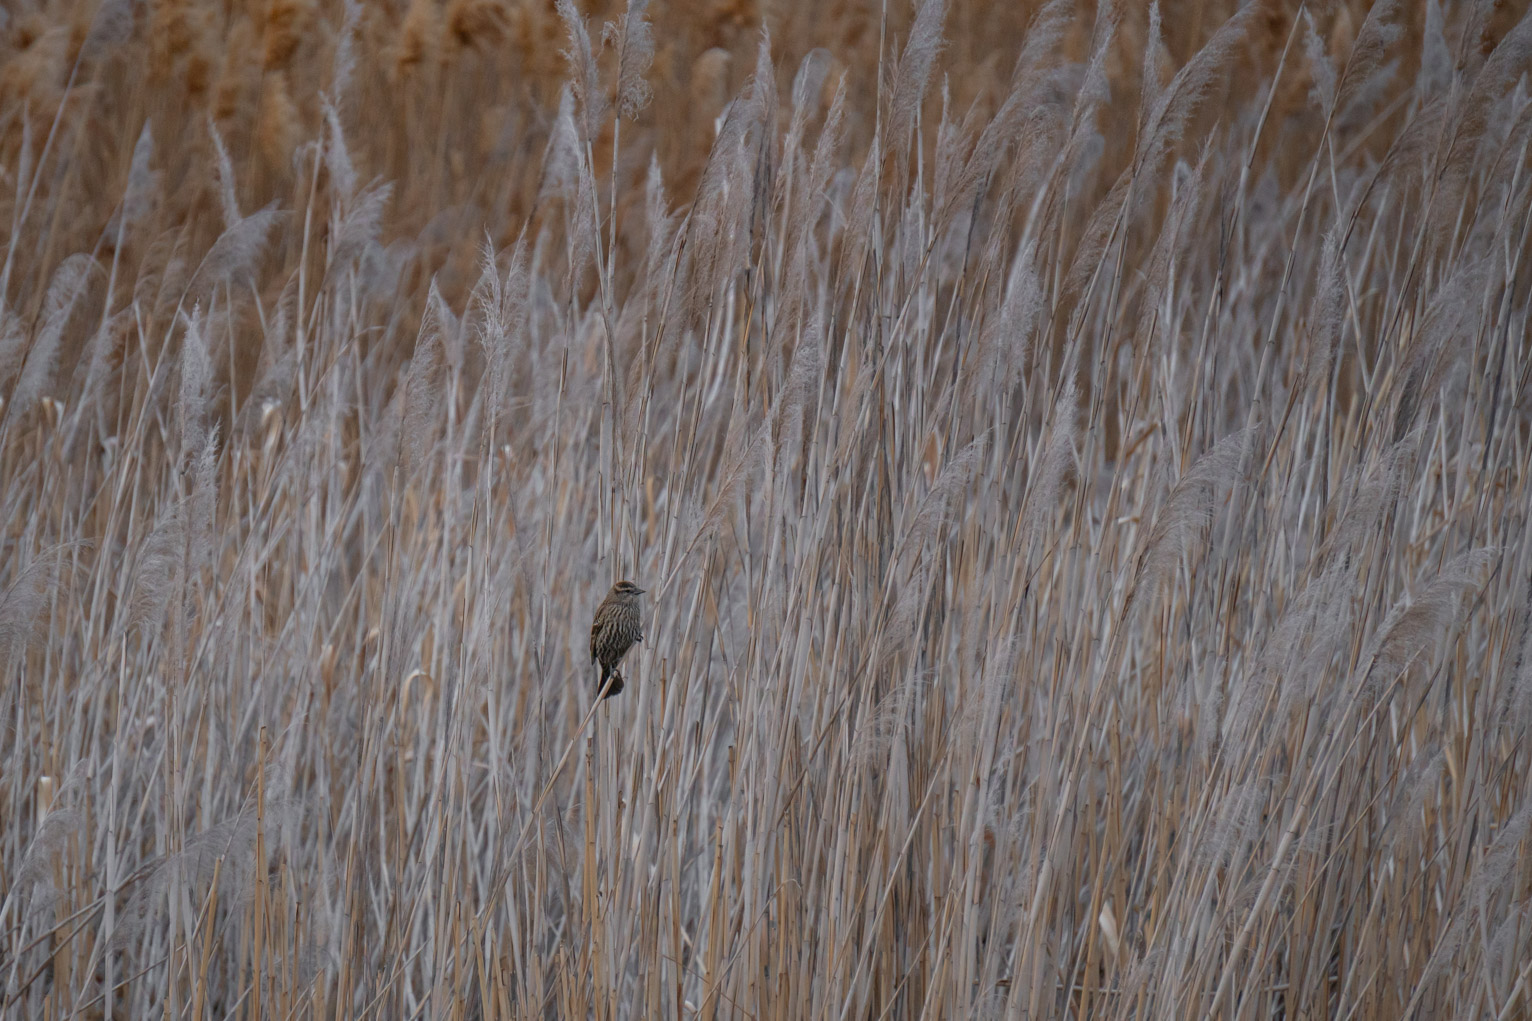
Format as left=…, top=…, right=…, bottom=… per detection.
left=3, top=0, right=1532, bottom=1017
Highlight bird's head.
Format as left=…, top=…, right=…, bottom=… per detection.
left=612, top=580, right=645, bottom=598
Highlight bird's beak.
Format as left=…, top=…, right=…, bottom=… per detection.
left=636, top=587, right=647, bottom=593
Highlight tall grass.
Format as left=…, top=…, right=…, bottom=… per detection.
left=3, top=0, right=1531, bottom=1017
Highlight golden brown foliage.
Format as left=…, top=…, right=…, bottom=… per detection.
left=3, top=0, right=1531, bottom=1018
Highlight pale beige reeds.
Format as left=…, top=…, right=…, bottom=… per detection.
left=2, top=2, right=1531, bottom=1019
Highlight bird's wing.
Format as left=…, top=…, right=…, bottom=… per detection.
left=589, top=618, right=600, bottom=661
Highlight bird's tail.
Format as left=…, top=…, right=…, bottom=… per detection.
left=597, top=667, right=625, bottom=700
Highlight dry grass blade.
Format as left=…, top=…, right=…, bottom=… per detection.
left=1, top=2, right=1529, bottom=1018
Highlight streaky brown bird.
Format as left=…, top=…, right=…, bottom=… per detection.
left=590, top=580, right=644, bottom=699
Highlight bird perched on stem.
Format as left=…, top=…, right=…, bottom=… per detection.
left=590, top=580, right=644, bottom=699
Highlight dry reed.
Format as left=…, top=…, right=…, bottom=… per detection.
left=2, top=1, right=1531, bottom=1018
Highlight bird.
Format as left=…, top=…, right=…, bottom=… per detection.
left=590, top=580, right=645, bottom=699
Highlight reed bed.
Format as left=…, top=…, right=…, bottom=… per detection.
left=3, top=0, right=1532, bottom=1017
